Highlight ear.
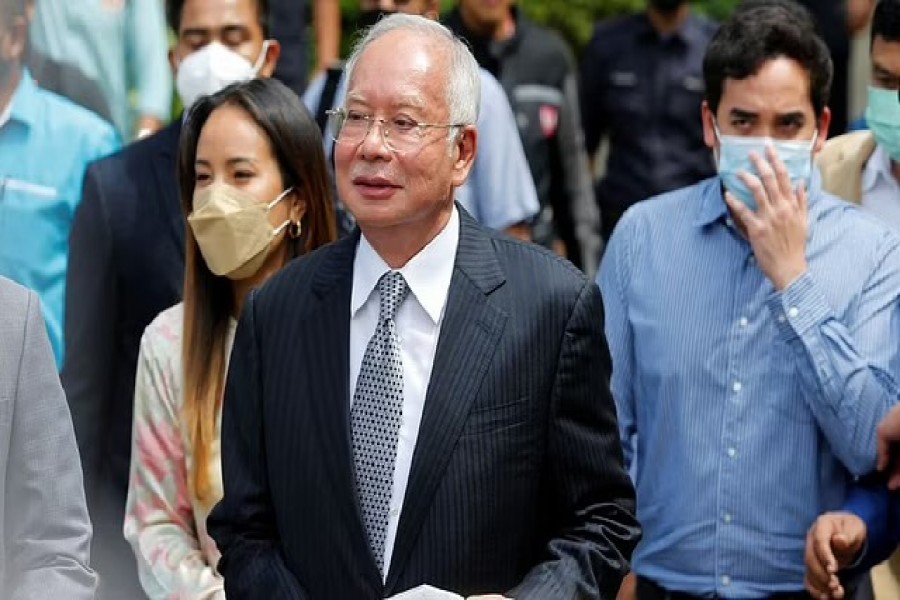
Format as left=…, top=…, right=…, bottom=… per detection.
left=450, top=125, right=477, bottom=189
left=289, top=189, right=307, bottom=223
left=168, top=47, right=178, bottom=76
left=701, top=100, right=718, bottom=151
left=814, top=106, right=832, bottom=154
left=257, top=40, right=281, bottom=78
left=424, top=0, right=441, bottom=19
left=3, top=16, right=27, bottom=63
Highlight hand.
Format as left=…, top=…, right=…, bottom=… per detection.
left=804, top=512, right=867, bottom=599
left=616, top=572, right=637, bottom=600
left=134, top=115, right=164, bottom=140
left=877, top=404, right=900, bottom=489
left=724, top=145, right=809, bottom=291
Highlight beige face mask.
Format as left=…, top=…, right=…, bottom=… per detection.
left=188, top=183, right=293, bottom=280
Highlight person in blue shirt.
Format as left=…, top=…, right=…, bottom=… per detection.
left=598, top=1, right=900, bottom=598
left=805, top=403, right=900, bottom=599
left=0, top=0, right=119, bottom=369
left=304, top=0, right=542, bottom=260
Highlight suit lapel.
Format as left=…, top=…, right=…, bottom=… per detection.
left=153, top=121, right=185, bottom=258
left=385, top=212, right=508, bottom=591
left=305, top=232, right=384, bottom=586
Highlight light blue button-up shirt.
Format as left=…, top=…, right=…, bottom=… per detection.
left=30, top=0, right=172, bottom=137
left=0, top=70, right=120, bottom=368
left=862, top=143, right=900, bottom=231
left=598, top=174, right=900, bottom=597
left=303, top=67, right=540, bottom=232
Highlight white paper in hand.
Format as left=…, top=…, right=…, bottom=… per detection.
left=387, top=584, right=464, bottom=600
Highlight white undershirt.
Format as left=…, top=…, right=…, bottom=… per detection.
left=349, top=207, right=460, bottom=580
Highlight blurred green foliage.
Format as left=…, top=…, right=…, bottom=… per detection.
left=337, top=0, right=741, bottom=57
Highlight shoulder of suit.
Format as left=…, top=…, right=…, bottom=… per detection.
left=490, top=232, right=587, bottom=288
left=817, top=130, right=875, bottom=166
left=0, top=276, right=33, bottom=337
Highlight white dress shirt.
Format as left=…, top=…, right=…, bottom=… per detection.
left=349, top=208, right=460, bottom=580
left=862, top=144, right=900, bottom=231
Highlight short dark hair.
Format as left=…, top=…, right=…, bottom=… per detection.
left=703, top=0, right=833, bottom=119
left=166, top=0, right=270, bottom=37
left=872, top=0, right=900, bottom=46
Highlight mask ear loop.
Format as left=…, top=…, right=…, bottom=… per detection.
left=267, top=187, right=295, bottom=238
left=251, top=40, right=272, bottom=75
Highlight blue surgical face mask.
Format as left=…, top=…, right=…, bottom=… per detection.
left=866, top=86, right=900, bottom=162
left=714, top=122, right=818, bottom=211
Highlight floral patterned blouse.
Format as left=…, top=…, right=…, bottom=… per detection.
left=124, top=303, right=236, bottom=599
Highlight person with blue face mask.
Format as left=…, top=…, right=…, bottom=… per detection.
left=819, top=0, right=900, bottom=233
left=598, top=2, right=900, bottom=599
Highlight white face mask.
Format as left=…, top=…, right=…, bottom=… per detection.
left=175, top=41, right=270, bottom=110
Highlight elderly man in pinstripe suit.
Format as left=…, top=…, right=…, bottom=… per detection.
left=208, top=12, right=639, bottom=600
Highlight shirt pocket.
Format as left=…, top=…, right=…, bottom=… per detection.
left=606, top=70, right=646, bottom=120
left=666, top=74, right=705, bottom=124
left=0, top=178, right=69, bottom=273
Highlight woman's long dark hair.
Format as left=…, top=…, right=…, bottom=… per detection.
left=177, top=78, right=337, bottom=505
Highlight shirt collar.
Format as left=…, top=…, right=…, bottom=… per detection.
left=694, top=168, right=825, bottom=228
left=637, top=12, right=702, bottom=46
left=8, top=68, right=39, bottom=128
left=351, top=206, right=460, bottom=325
left=863, top=143, right=893, bottom=194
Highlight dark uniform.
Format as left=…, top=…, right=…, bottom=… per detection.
left=580, top=12, right=718, bottom=240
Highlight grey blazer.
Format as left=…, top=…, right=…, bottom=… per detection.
left=0, top=276, right=96, bottom=599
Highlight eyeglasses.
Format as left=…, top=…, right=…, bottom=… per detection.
left=326, top=108, right=468, bottom=153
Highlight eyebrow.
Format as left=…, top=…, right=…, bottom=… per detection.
left=181, top=24, right=250, bottom=39
left=729, top=108, right=758, bottom=120
left=344, top=92, right=427, bottom=111
left=195, top=157, right=258, bottom=167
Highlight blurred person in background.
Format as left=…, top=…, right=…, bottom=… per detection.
left=23, top=0, right=112, bottom=124
left=0, top=0, right=119, bottom=368
left=62, top=0, right=279, bottom=596
left=0, top=276, right=96, bottom=600
left=304, top=0, right=539, bottom=243
left=600, top=2, right=900, bottom=597
left=29, top=0, right=172, bottom=140
left=819, top=0, right=900, bottom=230
left=580, top=0, right=718, bottom=242
left=271, top=0, right=341, bottom=97
left=445, top=0, right=602, bottom=274
left=123, top=78, right=336, bottom=599
left=793, top=0, right=877, bottom=136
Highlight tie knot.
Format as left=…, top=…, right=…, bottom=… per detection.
left=377, top=271, right=408, bottom=322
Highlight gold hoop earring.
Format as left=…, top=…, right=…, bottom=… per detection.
left=288, top=220, right=302, bottom=240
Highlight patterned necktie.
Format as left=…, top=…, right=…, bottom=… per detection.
left=351, top=270, right=409, bottom=573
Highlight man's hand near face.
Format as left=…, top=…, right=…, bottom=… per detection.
left=724, top=145, right=810, bottom=291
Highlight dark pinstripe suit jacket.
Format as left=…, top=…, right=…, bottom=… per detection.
left=208, top=209, right=640, bottom=599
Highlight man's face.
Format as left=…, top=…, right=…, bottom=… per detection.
left=871, top=35, right=900, bottom=91
left=171, top=0, right=275, bottom=77
left=334, top=29, right=476, bottom=242
left=701, top=57, right=829, bottom=154
left=360, top=0, right=436, bottom=16
left=457, top=0, right=512, bottom=31
left=0, top=5, right=26, bottom=84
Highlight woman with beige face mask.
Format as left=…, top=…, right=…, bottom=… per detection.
left=123, top=78, right=337, bottom=599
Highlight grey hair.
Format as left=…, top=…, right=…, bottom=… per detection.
left=343, top=13, right=481, bottom=126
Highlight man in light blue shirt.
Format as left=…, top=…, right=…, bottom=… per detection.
left=304, top=0, right=539, bottom=246
left=599, top=2, right=900, bottom=597
left=29, top=0, right=171, bottom=139
left=0, top=0, right=120, bottom=369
